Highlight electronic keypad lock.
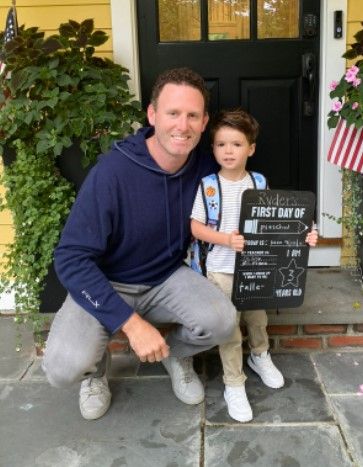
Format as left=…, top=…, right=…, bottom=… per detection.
left=303, top=13, right=318, bottom=38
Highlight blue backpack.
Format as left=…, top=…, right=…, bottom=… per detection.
left=190, top=171, right=267, bottom=275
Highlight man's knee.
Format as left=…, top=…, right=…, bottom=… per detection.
left=42, top=349, right=89, bottom=388
left=207, top=299, right=236, bottom=344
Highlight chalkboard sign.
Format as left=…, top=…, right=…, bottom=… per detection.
left=232, top=190, right=316, bottom=311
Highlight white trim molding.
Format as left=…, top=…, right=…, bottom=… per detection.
left=313, top=0, right=347, bottom=265
left=110, top=0, right=141, bottom=100
left=318, top=0, right=347, bottom=238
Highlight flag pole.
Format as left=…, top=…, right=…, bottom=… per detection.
left=11, top=1, right=17, bottom=28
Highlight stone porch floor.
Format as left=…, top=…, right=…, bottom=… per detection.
left=1, top=316, right=363, bottom=466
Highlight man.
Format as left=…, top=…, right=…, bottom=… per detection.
left=42, top=68, right=236, bottom=420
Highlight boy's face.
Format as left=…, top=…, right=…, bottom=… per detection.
left=212, top=126, right=255, bottom=174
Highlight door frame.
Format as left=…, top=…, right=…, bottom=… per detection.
left=109, top=0, right=348, bottom=266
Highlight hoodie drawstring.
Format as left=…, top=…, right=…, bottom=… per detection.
left=179, top=178, right=184, bottom=251
left=163, top=176, right=185, bottom=257
left=163, top=176, right=172, bottom=257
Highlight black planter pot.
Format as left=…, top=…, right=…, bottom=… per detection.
left=2, top=144, right=93, bottom=313
left=56, top=142, right=92, bottom=192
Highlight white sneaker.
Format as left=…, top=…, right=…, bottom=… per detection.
left=247, top=351, right=284, bottom=389
left=162, top=356, right=204, bottom=405
left=224, top=385, right=253, bottom=422
left=79, top=374, right=112, bottom=420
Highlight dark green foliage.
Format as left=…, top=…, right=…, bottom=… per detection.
left=0, top=19, right=145, bottom=327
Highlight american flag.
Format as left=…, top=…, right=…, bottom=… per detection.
left=0, top=7, right=18, bottom=75
left=327, top=119, right=363, bottom=174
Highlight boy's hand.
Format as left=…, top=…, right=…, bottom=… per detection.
left=228, top=230, right=245, bottom=252
left=305, top=229, right=318, bottom=247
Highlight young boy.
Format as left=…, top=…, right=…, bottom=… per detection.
left=190, top=109, right=318, bottom=422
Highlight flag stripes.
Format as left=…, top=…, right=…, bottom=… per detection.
left=327, top=119, right=363, bottom=173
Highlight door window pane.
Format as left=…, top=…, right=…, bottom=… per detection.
left=257, top=0, right=299, bottom=39
left=208, top=0, right=250, bottom=40
left=158, top=0, right=201, bottom=42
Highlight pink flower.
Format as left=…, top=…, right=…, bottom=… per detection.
left=332, top=101, right=343, bottom=112
left=352, top=102, right=359, bottom=110
left=345, top=65, right=359, bottom=82
left=353, top=77, right=361, bottom=88
left=329, top=80, right=338, bottom=90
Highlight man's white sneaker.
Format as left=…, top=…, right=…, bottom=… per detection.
left=162, top=356, right=204, bottom=405
left=224, top=385, right=253, bottom=422
left=247, top=351, right=284, bottom=389
left=79, top=374, right=111, bottom=420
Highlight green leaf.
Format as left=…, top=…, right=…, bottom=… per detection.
left=36, top=139, right=52, bottom=154
left=68, top=20, right=81, bottom=31
left=342, top=49, right=358, bottom=60
left=42, top=37, right=63, bottom=54
left=89, top=31, right=108, bottom=47
left=48, top=57, right=60, bottom=70
left=327, top=115, right=339, bottom=129
left=59, top=23, right=76, bottom=38
left=80, top=19, right=94, bottom=35
left=57, top=74, right=73, bottom=87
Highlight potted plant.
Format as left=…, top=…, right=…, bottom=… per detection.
left=326, top=23, right=363, bottom=273
left=0, top=19, right=144, bottom=334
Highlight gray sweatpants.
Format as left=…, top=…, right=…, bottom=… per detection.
left=42, top=265, right=236, bottom=388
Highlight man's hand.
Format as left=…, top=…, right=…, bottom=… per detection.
left=122, top=313, right=170, bottom=363
left=228, top=230, right=245, bottom=252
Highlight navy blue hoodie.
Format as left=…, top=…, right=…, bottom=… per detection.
left=54, top=127, right=217, bottom=334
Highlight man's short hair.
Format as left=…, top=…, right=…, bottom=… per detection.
left=150, top=67, right=209, bottom=112
left=210, top=109, right=259, bottom=145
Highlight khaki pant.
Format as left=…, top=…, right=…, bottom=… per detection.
left=207, top=271, right=269, bottom=386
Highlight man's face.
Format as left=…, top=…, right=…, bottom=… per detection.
left=147, top=84, right=209, bottom=166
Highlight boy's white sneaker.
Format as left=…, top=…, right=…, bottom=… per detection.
left=162, top=356, right=204, bottom=405
left=247, top=351, right=284, bottom=389
left=79, top=374, right=111, bottom=420
left=224, top=385, right=253, bottom=423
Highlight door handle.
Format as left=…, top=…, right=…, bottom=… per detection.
left=302, top=53, right=316, bottom=117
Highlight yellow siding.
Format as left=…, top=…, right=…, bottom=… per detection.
left=341, top=0, right=362, bottom=265
left=0, top=1, right=111, bottom=271
left=347, top=0, right=362, bottom=21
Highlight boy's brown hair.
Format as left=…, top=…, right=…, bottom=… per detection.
left=210, top=109, right=259, bottom=144
left=150, top=67, right=209, bottom=112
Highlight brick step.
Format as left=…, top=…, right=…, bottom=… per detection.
left=106, top=323, right=363, bottom=356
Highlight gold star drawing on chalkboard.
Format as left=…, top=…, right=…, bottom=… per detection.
left=278, top=259, right=304, bottom=287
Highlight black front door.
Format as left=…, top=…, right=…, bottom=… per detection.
left=137, top=0, right=320, bottom=193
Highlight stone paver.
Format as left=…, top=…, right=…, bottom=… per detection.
left=204, top=425, right=353, bottom=467
left=0, top=318, right=35, bottom=381
left=312, top=351, right=363, bottom=394
left=1, top=315, right=363, bottom=467
left=0, top=379, right=201, bottom=467
left=205, top=353, right=333, bottom=424
left=331, top=397, right=363, bottom=466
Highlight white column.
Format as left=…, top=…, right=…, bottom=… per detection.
left=110, top=0, right=141, bottom=100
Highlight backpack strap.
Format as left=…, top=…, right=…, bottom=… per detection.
left=249, top=171, right=268, bottom=189
left=200, top=173, right=222, bottom=229
left=190, top=173, right=221, bottom=275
